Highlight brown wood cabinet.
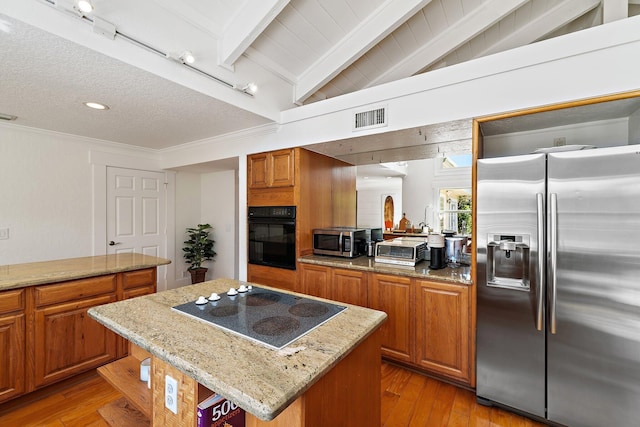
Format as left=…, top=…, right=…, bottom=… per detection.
left=32, top=275, right=119, bottom=389
left=297, top=263, right=474, bottom=385
left=0, top=289, right=25, bottom=403
left=332, top=268, right=367, bottom=307
left=248, top=148, right=295, bottom=189
left=369, top=274, right=413, bottom=363
left=0, top=266, right=157, bottom=403
left=299, top=264, right=368, bottom=307
left=248, top=147, right=356, bottom=291
left=299, top=263, right=330, bottom=299
left=248, top=264, right=297, bottom=292
left=121, top=268, right=157, bottom=300
left=415, top=279, right=470, bottom=382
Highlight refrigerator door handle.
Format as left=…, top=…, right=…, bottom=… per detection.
left=550, top=193, right=558, bottom=334
left=536, top=193, right=544, bottom=331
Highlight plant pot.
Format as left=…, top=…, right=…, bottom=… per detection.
left=189, top=267, right=208, bottom=284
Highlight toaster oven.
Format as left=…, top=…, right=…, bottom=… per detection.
left=375, top=237, right=428, bottom=266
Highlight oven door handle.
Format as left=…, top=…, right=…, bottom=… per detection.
left=248, top=218, right=296, bottom=225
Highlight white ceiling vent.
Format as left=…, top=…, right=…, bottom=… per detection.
left=353, top=105, right=387, bottom=131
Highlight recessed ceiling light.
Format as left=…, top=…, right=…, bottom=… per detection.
left=84, top=102, right=109, bottom=110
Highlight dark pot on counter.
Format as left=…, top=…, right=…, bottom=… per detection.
left=428, top=234, right=447, bottom=269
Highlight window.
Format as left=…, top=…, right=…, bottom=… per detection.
left=438, top=187, right=472, bottom=234
left=435, top=154, right=472, bottom=175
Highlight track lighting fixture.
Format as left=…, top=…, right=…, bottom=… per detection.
left=46, top=1, right=257, bottom=98
left=234, top=82, right=258, bottom=95
left=166, top=50, right=196, bottom=65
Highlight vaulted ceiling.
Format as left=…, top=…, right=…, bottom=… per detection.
left=0, top=0, right=638, bottom=149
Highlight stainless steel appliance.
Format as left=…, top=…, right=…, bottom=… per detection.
left=248, top=206, right=296, bottom=270
left=362, top=227, right=383, bottom=243
left=375, top=237, right=427, bottom=266
left=312, top=227, right=366, bottom=258
left=476, top=145, right=640, bottom=426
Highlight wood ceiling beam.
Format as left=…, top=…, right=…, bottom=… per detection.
left=473, top=0, right=601, bottom=59
left=293, top=0, right=433, bottom=105
left=218, top=0, right=290, bottom=70
left=365, top=0, right=530, bottom=88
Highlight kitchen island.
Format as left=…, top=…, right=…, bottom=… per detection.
left=88, top=278, right=387, bottom=426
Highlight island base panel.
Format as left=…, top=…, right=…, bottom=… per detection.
left=246, top=328, right=381, bottom=427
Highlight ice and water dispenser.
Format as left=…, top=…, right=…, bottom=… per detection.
left=486, top=234, right=530, bottom=291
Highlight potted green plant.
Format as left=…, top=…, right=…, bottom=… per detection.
left=183, top=223, right=216, bottom=284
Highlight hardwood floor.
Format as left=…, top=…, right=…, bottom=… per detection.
left=381, top=363, right=547, bottom=427
left=0, top=363, right=547, bottom=427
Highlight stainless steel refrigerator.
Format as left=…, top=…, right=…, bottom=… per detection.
left=476, top=145, right=640, bottom=426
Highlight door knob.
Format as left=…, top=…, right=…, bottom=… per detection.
left=108, top=241, right=120, bottom=246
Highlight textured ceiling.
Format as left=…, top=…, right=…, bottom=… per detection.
left=0, top=1, right=639, bottom=152
left=0, top=14, right=271, bottom=149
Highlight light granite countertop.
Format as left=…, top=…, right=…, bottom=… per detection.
left=299, top=254, right=472, bottom=285
left=0, top=253, right=171, bottom=291
left=88, top=278, right=387, bottom=421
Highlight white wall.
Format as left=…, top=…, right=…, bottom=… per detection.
left=356, top=178, right=402, bottom=230
left=402, top=159, right=436, bottom=230
left=0, top=125, right=93, bottom=264
left=0, top=124, right=168, bottom=266
left=173, top=172, right=201, bottom=288
left=201, top=170, right=238, bottom=281
left=173, top=169, right=238, bottom=287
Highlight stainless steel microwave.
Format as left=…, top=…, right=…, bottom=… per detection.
left=313, top=227, right=366, bottom=258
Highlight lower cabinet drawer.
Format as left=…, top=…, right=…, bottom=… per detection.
left=34, top=275, right=117, bottom=307
left=0, top=289, right=25, bottom=315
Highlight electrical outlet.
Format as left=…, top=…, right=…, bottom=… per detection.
left=554, top=137, right=566, bottom=147
left=165, top=375, right=178, bottom=414
left=0, top=228, right=9, bottom=240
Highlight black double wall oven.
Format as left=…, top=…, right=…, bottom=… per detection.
left=248, top=206, right=296, bottom=270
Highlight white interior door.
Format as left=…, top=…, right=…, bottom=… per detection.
left=107, top=167, right=166, bottom=257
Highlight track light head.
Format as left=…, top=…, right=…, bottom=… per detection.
left=179, top=50, right=195, bottom=64
left=166, top=50, right=196, bottom=65
left=233, top=82, right=258, bottom=95
left=77, top=0, right=94, bottom=14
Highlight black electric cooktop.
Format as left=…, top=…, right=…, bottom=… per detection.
left=172, top=286, right=347, bottom=350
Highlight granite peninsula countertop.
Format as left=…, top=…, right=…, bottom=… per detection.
left=0, top=253, right=171, bottom=291
left=299, top=254, right=472, bottom=285
left=88, top=278, right=387, bottom=421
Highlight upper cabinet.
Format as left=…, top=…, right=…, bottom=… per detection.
left=248, top=148, right=295, bottom=189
